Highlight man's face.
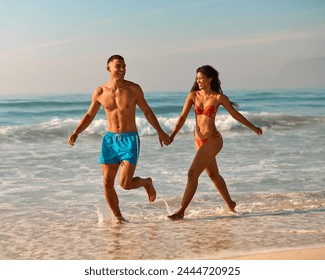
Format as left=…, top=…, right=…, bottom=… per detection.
left=107, top=59, right=126, bottom=80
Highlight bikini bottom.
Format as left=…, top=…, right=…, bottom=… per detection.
left=195, top=131, right=222, bottom=148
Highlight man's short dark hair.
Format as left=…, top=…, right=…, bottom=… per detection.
left=107, top=54, right=124, bottom=66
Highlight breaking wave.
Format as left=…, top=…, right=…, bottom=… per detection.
left=0, top=112, right=323, bottom=143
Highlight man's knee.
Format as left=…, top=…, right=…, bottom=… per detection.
left=103, top=176, right=115, bottom=189
left=119, top=177, right=132, bottom=190
left=102, top=164, right=118, bottom=187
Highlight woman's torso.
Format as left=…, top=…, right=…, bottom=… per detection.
left=192, top=91, right=221, bottom=139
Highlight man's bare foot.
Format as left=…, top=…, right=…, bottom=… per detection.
left=115, top=216, right=128, bottom=224
left=228, top=201, right=237, bottom=214
left=144, top=177, right=156, bottom=203
left=167, top=212, right=184, bottom=221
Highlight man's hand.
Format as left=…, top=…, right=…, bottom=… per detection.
left=68, top=133, right=78, bottom=145
left=158, top=131, right=171, bottom=147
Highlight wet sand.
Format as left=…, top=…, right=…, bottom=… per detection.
left=227, top=247, right=325, bottom=260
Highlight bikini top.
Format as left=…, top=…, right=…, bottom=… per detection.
left=194, top=104, right=216, bottom=117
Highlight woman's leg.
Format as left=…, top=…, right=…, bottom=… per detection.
left=168, top=136, right=222, bottom=220
left=205, top=159, right=236, bottom=212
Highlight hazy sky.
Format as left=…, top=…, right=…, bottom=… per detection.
left=1, top=0, right=325, bottom=95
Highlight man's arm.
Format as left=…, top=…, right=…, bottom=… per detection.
left=68, top=88, right=102, bottom=145
left=135, top=85, right=170, bottom=146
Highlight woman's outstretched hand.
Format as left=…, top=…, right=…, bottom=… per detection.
left=253, top=127, right=263, bottom=136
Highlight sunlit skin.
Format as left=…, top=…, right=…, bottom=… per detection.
left=168, top=69, right=262, bottom=220
left=68, top=57, right=170, bottom=223
left=196, top=72, right=211, bottom=90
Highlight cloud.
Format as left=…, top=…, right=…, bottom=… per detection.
left=194, top=24, right=325, bottom=50
left=0, top=37, right=84, bottom=58
left=127, top=24, right=325, bottom=57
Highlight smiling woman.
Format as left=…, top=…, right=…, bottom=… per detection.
left=167, top=65, right=262, bottom=220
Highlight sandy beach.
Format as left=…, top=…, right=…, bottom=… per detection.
left=2, top=247, right=324, bottom=260
left=228, top=247, right=325, bottom=260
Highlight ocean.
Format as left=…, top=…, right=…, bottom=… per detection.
left=0, top=89, right=324, bottom=260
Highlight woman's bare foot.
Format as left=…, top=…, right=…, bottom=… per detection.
left=144, top=177, right=156, bottom=203
left=228, top=201, right=237, bottom=214
left=115, top=216, right=129, bottom=224
left=167, top=211, right=184, bottom=221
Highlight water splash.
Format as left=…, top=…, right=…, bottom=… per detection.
left=157, top=192, right=173, bottom=215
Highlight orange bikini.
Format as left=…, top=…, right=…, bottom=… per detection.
left=194, top=105, right=216, bottom=117
left=194, top=104, right=218, bottom=147
left=195, top=137, right=209, bottom=147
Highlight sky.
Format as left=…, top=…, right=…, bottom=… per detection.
left=0, top=0, right=325, bottom=95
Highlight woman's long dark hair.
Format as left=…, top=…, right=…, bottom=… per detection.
left=191, top=65, right=223, bottom=93
left=191, top=65, right=238, bottom=107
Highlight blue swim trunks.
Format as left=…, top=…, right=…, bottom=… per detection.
left=99, top=131, right=140, bottom=165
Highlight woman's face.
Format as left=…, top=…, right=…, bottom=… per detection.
left=196, top=72, right=212, bottom=89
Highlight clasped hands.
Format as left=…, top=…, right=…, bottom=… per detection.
left=158, top=132, right=175, bottom=147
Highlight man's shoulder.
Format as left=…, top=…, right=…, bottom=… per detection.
left=124, top=80, right=141, bottom=90
left=91, top=86, right=104, bottom=100
left=123, top=80, right=143, bottom=98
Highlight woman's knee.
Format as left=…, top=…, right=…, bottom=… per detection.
left=208, top=172, right=221, bottom=181
left=187, top=168, right=199, bottom=181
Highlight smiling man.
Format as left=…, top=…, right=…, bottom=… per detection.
left=68, top=54, right=170, bottom=223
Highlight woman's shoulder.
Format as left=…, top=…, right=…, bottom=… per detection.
left=215, top=92, right=229, bottom=102
left=188, top=91, right=199, bottom=100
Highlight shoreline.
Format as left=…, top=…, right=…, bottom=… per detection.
left=227, top=247, right=325, bottom=260
left=2, top=247, right=324, bottom=260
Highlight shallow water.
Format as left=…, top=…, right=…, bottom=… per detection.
left=1, top=90, right=324, bottom=259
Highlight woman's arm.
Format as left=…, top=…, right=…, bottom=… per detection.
left=220, top=94, right=262, bottom=135
left=170, top=92, right=194, bottom=142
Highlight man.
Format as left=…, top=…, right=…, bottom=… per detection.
left=68, top=54, right=170, bottom=223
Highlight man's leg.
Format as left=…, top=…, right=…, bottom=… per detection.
left=101, top=163, right=126, bottom=222
left=118, top=161, right=156, bottom=202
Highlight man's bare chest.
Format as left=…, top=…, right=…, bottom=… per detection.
left=99, top=89, right=136, bottom=111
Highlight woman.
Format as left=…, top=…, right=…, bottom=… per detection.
left=168, top=65, right=262, bottom=220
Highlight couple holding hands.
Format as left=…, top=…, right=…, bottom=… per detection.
left=68, top=55, right=262, bottom=223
